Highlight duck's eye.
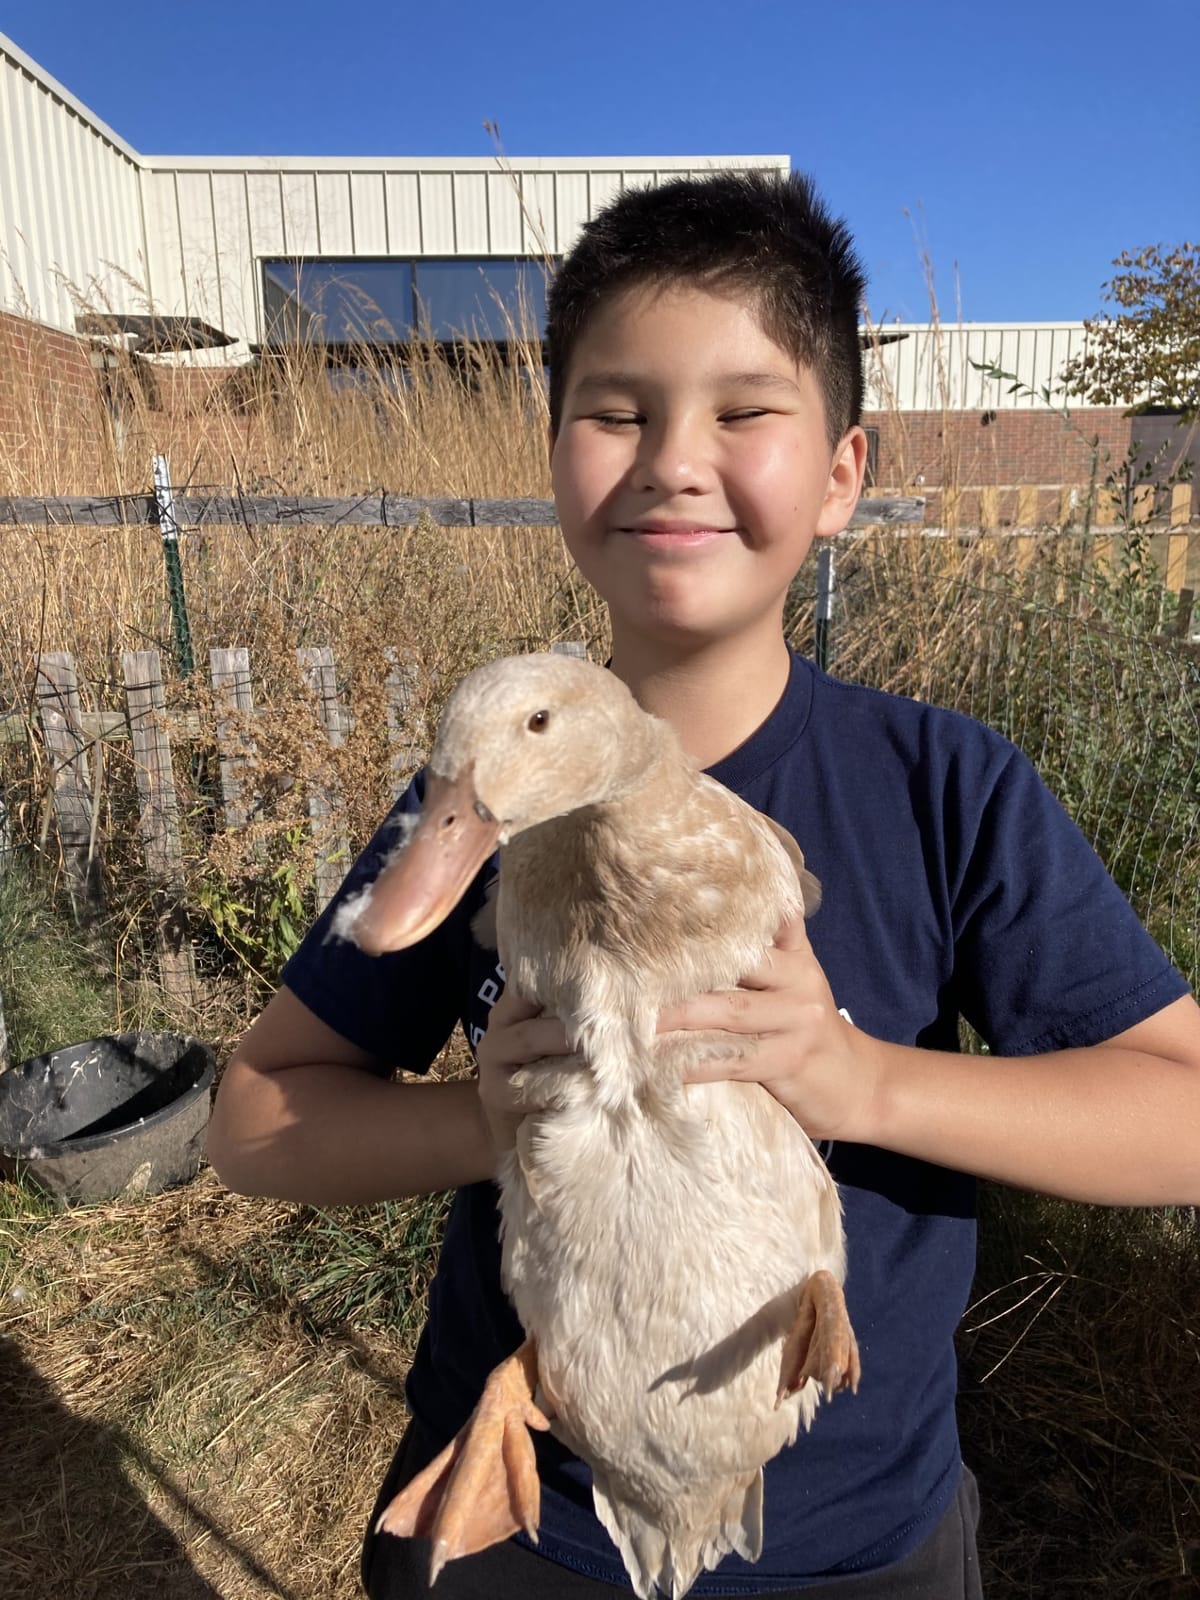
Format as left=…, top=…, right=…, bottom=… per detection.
left=527, top=709, right=551, bottom=733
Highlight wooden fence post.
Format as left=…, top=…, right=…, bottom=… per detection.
left=35, top=652, right=104, bottom=918
left=0, top=789, right=8, bottom=1066
left=384, top=648, right=423, bottom=801
left=297, top=646, right=351, bottom=910
left=1166, top=533, right=1189, bottom=597
left=121, top=649, right=196, bottom=1005
left=1016, top=487, right=1039, bottom=527
left=209, top=648, right=262, bottom=847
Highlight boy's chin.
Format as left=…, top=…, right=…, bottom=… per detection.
left=614, top=604, right=787, bottom=653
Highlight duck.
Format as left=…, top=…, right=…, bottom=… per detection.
left=344, top=651, right=859, bottom=1600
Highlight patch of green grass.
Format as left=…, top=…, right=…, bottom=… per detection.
left=0, top=853, right=116, bottom=1064
left=222, top=1193, right=453, bottom=1344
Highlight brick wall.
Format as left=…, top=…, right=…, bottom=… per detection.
left=0, top=311, right=257, bottom=484
left=0, top=310, right=100, bottom=481
left=864, top=408, right=1134, bottom=492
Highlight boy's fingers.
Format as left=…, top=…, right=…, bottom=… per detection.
left=513, top=1015, right=572, bottom=1057
left=493, top=985, right=542, bottom=1023
left=658, top=988, right=780, bottom=1036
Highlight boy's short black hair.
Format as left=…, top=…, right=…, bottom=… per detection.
left=545, top=169, right=866, bottom=450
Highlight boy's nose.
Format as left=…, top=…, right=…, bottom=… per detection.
left=633, top=421, right=714, bottom=496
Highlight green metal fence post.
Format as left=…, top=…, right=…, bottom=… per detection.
left=152, top=454, right=194, bottom=679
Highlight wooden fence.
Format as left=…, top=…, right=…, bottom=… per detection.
left=0, top=491, right=918, bottom=530
left=0, top=640, right=596, bottom=1054
left=13, top=641, right=436, bottom=1001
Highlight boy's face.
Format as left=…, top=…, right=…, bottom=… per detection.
left=550, top=282, right=865, bottom=654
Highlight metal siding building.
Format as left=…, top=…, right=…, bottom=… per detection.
left=864, top=321, right=1090, bottom=413
left=0, top=35, right=143, bottom=333
left=2, top=30, right=1096, bottom=408
left=1, top=35, right=786, bottom=360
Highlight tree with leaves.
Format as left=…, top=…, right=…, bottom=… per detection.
left=1062, top=243, right=1199, bottom=418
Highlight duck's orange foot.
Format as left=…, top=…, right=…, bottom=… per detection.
left=777, top=1269, right=861, bottom=1404
left=375, top=1339, right=551, bottom=1584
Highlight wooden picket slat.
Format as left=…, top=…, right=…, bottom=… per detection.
left=297, top=646, right=351, bottom=910
left=1167, top=534, right=1189, bottom=596
left=209, top=648, right=260, bottom=834
left=121, top=650, right=196, bottom=1002
left=1017, top=487, right=1039, bottom=527
left=384, top=649, right=423, bottom=802
left=0, top=793, right=8, bottom=1067
left=1094, top=489, right=1121, bottom=527
left=1170, top=484, right=1193, bottom=527
left=35, top=652, right=103, bottom=916
left=1131, top=485, right=1155, bottom=524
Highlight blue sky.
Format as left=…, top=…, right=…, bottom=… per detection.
left=4, top=0, right=1196, bottom=322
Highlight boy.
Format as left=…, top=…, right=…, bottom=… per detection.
left=208, top=171, right=1200, bottom=1598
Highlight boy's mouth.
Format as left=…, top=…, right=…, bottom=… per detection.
left=622, top=523, right=733, bottom=546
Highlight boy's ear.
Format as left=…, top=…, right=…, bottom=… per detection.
left=815, top=426, right=869, bottom=539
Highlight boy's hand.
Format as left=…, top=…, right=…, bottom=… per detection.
left=657, top=910, right=882, bottom=1142
left=476, top=985, right=572, bottom=1154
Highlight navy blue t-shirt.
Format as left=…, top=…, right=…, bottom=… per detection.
left=282, top=652, right=1187, bottom=1591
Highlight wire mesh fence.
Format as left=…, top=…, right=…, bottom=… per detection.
left=801, top=531, right=1200, bottom=989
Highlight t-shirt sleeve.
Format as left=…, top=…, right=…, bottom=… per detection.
left=948, top=741, right=1189, bottom=1057
left=280, top=769, right=466, bottom=1075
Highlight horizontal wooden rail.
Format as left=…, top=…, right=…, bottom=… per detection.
left=0, top=493, right=926, bottom=529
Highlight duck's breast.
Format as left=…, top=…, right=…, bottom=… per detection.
left=498, top=1069, right=842, bottom=1500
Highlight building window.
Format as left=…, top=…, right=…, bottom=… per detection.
left=261, top=257, right=553, bottom=348
left=263, top=261, right=415, bottom=345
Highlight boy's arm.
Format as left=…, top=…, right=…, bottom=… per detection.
left=208, top=986, right=497, bottom=1205
left=666, top=913, right=1200, bottom=1206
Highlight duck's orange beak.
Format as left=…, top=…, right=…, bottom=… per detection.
left=352, top=769, right=501, bottom=953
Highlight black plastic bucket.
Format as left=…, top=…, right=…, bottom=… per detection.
left=0, top=1031, right=215, bottom=1202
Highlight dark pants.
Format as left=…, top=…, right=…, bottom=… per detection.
left=362, top=1417, right=984, bottom=1599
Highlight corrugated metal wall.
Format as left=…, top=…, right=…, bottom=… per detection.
left=0, top=35, right=144, bottom=329
left=865, top=322, right=1091, bottom=412
left=137, top=156, right=784, bottom=349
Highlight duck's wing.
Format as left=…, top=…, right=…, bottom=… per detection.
left=756, top=814, right=822, bottom=917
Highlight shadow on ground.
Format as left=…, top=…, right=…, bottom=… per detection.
left=0, top=1335, right=298, bottom=1599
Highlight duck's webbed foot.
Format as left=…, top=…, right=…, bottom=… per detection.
left=776, top=1269, right=861, bottom=1404
left=375, top=1338, right=551, bottom=1583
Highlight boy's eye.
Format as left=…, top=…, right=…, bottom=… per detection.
left=591, top=412, right=642, bottom=429
left=721, top=409, right=768, bottom=423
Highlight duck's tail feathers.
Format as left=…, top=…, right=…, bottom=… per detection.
left=591, top=1468, right=763, bottom=1600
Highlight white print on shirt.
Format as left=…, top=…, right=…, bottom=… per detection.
left=469, top=960, right=506, bottom=1049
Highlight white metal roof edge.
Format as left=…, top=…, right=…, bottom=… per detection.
left=137, top=153, right=791, bottom=173
left=0, top=30, right=142, bottom=162
left=865, top=321, right=1087, bottom=332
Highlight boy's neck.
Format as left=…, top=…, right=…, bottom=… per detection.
left=610, top=630, right=794, bottom=771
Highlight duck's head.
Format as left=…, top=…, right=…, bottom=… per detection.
left=349, top=653, right=664, bottom=954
